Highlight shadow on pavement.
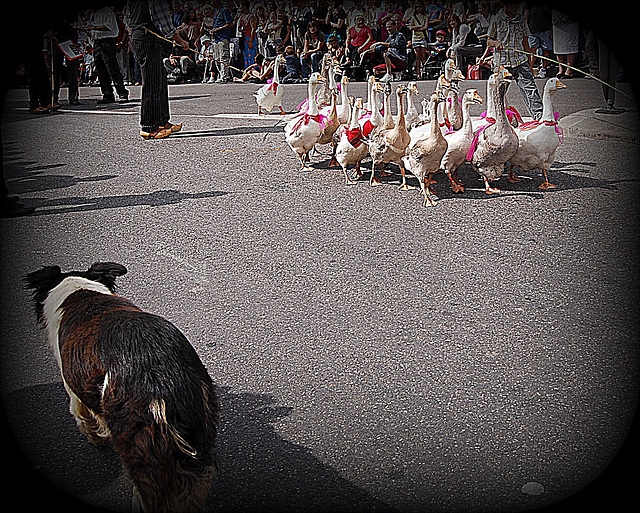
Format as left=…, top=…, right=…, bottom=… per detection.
left=2, top=383, right=394, bottom=513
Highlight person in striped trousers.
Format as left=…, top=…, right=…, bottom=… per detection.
left=125, top=0, right=189, bottom=139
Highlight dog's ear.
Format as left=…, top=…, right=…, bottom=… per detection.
left=86, top=262, right=128, bottom=292
left=24, top=266, right=64, bottom=323
left=23, top=265, right=62, bottom=292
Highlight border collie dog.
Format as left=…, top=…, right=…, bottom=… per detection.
left=24, top=262, right=219, bottom=513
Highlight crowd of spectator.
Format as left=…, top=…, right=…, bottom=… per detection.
left=58, top=1, right=593, bottom=89
left=23, top=1, right=599, bottom=112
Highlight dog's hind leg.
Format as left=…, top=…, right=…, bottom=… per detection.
left=66, top=384, right=110, bottom=445
left=132, top=486, right=145, bottom=513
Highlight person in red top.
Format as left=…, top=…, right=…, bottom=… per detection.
left=345, top=15, right=374, bottom=79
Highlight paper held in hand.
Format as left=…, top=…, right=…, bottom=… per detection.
left=57, top=40, right=84, bottom=60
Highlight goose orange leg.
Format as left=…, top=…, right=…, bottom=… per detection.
left=398, top=164, right=416, bottom=190
left=539, top=169, right=557, bottom=190
left=483, top=176, right=501, bottom=194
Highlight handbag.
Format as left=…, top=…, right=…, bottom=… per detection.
left=466, top=63, right=480, bottom=80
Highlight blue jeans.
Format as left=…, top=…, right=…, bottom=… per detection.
left=301, top=51, right=324, bottom=78
left=507, top=62, right=544, bottom=120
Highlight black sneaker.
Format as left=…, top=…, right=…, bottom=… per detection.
left=97, top=96, right=116, bottom=104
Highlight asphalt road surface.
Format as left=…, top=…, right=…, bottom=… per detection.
left=1, top=75, right=638, bottom=512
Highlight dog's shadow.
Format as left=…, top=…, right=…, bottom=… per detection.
left=2, top=383, right=394, bottom=512
left=211, top=386, right=395, bottom=512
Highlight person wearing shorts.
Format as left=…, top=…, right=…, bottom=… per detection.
left=407, top=1, right=429, bottom=79
left=527, top=4, right=553, bottom=78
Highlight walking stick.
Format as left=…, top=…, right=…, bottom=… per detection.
left=499, top=43, right=634, bottom=102
left=141, top=26, right=246, bottom=75
left=50, top=38, right=55, bottom=113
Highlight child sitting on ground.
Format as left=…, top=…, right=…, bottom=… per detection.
left=235, top=53, right=267, bottom=82
left=280, top=45, right=302, bottom=83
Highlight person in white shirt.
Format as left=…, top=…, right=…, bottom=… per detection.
left=83, top=5, right=129, bottom=103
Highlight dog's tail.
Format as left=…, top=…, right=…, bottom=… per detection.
left=107, top=378, right=219, bottom=513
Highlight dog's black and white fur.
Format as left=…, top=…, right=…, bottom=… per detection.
left=24, top=262, right=218, bottom=513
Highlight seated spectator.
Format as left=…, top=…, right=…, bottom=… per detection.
left=423, top=29, right=449, bottom=79
left=300, top=20, right=326, bottom=78
left=468, top=1, right=493, bottom=38
left=370, top=19, right=407, bottom=81
left=427, top=29, right=449, bottom=61
left=447, top=12, right=482, bottom=74
left=163, top=47, right=196, bottom=83
left=344, top=15, right=374, bottom=80
left=327, top=34, right=347, bottom=71
left=281, top=45, right=303, bottom=83
left=234, top=53, right=268, bottom=82
left=196, top=35, right=216, bottom=83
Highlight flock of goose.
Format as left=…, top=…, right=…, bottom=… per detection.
left=256, top=55, right=567, bottom=207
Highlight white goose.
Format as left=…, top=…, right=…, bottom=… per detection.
left=470, top=69, right=518, bottom=194
left=368, top=85, right=412, bottom=188
left=403, top=92, right=448, bottom=206
left=336, top=97, right=369, bottom=185
left=408, top=93, right=436, bottom=149
left=509, top=77, right=567, bottom=190
left=316, top=67, right=340, bottom=146
left=393, top=81, right=420, bottom=129
left=358, top=79, right=384, bottom=136
left=284, top=73, right=327, bottom=171
left=440, top=88, right=483, bottom=193
left=337, top=75, right=350, bottom=124
left=254, top=54, right=286, bottom=115
left=363, top=75, right=376, bottom=113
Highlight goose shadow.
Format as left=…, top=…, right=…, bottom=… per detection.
left=171, top=125, right=285, bottom=139
left=2, top=383, right=395, bottom=512
left=341, top=160, right=637, bottom=199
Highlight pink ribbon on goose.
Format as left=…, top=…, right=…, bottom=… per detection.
left=290, top=113, right=331, bottom=132
left=518, top=111, right=564, bottom=143
left=466, top=117, right=496, bottom=162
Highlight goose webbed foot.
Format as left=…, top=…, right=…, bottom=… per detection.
left=508, top=170, right=523, bottom=183
left=370, top=175, right=383, bottom=186
left=398, top=167, right=416, bottom=190
left=483, top=177, right=501, bottom=194
left=539, top=169, right=557, bottom=190
left=342, top=167, right=358, bottom=185
left=298, top=153, right=315, bottom=172
left=378, top=163, right=393, bottom=177
left=421, top=178, right=438, bottom=207
left=447, top=173, right=464, bottom=193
